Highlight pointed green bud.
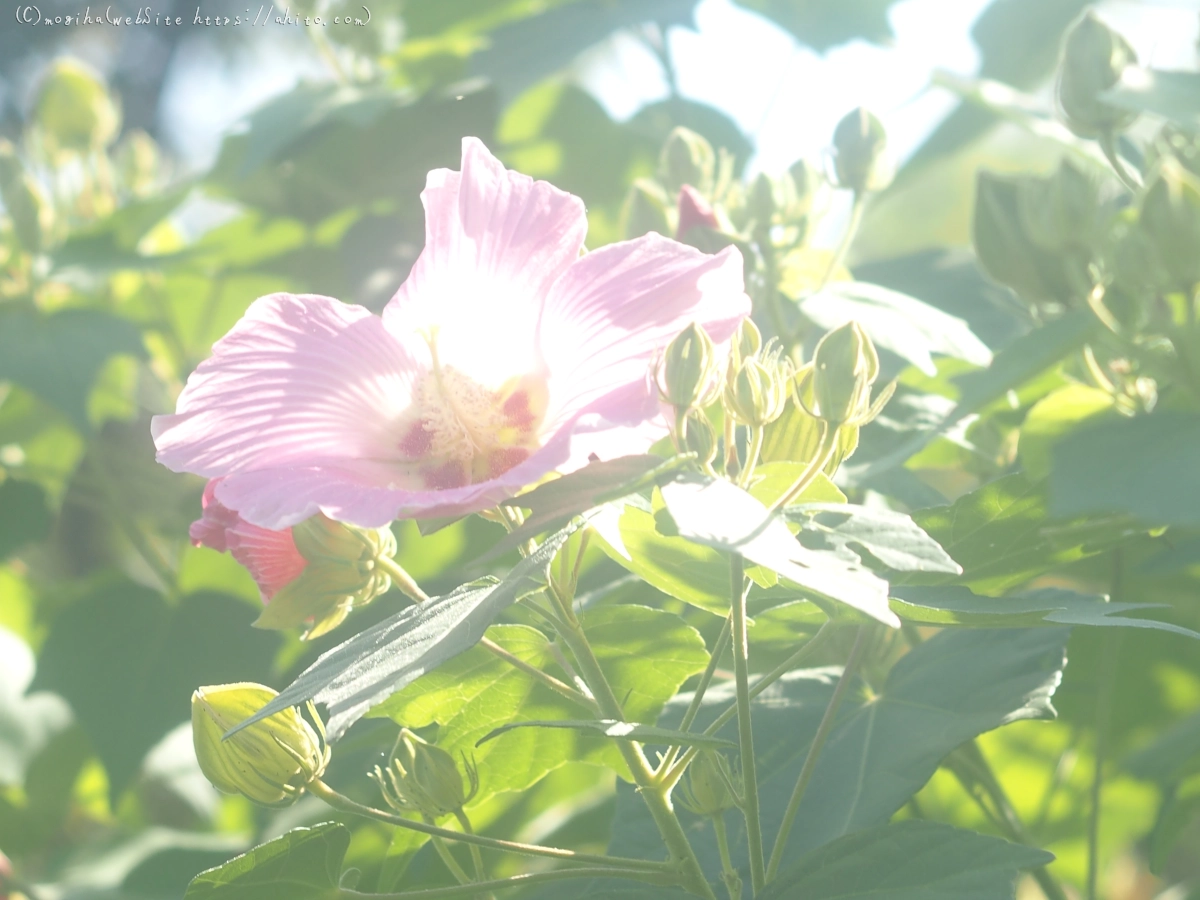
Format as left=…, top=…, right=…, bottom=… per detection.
left=724, top=349, right=790, bottom=428
left=832, top=107, right=893, bottom=193
left=256, top=517, right=397, bottom=640
left=191, top=683, right=329, bottom=808
left=1017, top=158, right=1100, bottom=253
left=621, top=178, right=672, bottom=240
left=681, top=410, right=718, bottom=468
left=745, top=172, right=779, bottom=229
left=660, top=127, right=716, bottom=197
left=786, top=158, right=825, bottom=217
left=371, top=729, right=478, bottom=820
left=1056, top=11, right=1138, bottom=138
left=656, top=322, right=721, bottom=412
left=1140, top=159, right=1200, bottom=290
left=678, top=751, right=740, bottom=817
left=731, top=317, right=762, bottom=366
left=0, top=140, right=51, bottom=253
left=33, top=59, right=120, bottom=155
left=810, top=322, right=886, bottom=427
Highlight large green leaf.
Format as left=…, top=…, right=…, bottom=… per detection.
left=32, top=584, right=279, bottom=798
left=892, top=585, right=1200, bottom=638
left=786, top=503, right=961, bottom=574
left=1051, top=413, right=1200, bottom=527
left=1100, top=68, right=1200, bottom=131
left=235, top=525, right=577, bottom=741
left=659, top=474, right=897, bottom=625
left=478, top=719, right=734, bottom=750
left=913, top=473, right=1136, bottom=594
left=184, top=823, right=348, bottom=900
left=760, top=821, right=1054, bottom=900
left=606, top=626, right=1067, bottom=888
left=732, top=0, right=898, bottom=51
left=798, top=281, right=992, bottom=376
left=0, top=306, right=146, bottom=431
left=374, top=609, right=706, bottom=801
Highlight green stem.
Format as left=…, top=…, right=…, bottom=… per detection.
left=432, top=836, right=475, bottom=886
left=665, top=620, right=836, bottom=786
left=553, top=612, right=718, bottom=899
left=1098, top=130, right=1141, bottom=193
left=308, top=781, right=672, bottom=873
left=712, top=813, right=743, bottom=900
left=765, top=625, right=868, bottom=882
left=375, top=556, right=597, bottom=712
left=659, top=616, right=733, bottom=778
left=817, top=189, right=865, bottom=293
left=768, top=421, right=839, bottom=512
left=340, top=866, right=682, bottom=899
left=729, top=554, right=765, bottom=894
left=738, top=426, right=765, bottom=488
left=455, top=812, right=492, bottom=899
left=1088, top=632, right=1121, bottom=900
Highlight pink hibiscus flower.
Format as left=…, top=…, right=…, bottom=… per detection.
left=153, top=138, right=750, bottom=529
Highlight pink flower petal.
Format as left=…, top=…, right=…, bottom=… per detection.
left=190, top=479, right=307, bottom=600
left=153, top=292, right=424, bottom=487
left=382, top=137, right=587, bottom=391
left=676, top=185, right=720, bottom=238
left=539, top=235, right=750, bottom=441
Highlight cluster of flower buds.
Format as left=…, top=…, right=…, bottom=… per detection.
left=723, top=318, right=791, bottom=429
left=1056, top=11, right=1138, bottom=139
left=191, top=683, right=329, bottom=808
left=370, top=729, right=479, bottom=821
left=798, top=322, right=895, bottom=428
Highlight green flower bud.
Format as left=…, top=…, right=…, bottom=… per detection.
left=660, top=127, right=716, bottom=197
left=973, top=170, right=1078, bottom=306
left=621, top=178, right=672, bottom=239
left=115, top=129, right=160, bottom=198
left=809, top=322, right=893, bottom=427
left=678, top=751, right=740, bottom=817
left=1140, top=159, right=1200, bottom=290
left=724, top=348, right=790, bottom=428
left=33, top=59, right=120, bottom=155
left=786, top=158, right=825, bottom=218
left=745, top=172, right=779, bottom=229
left=681, top=410, right=718, bottom=468
left=371, top=729, right=478, bottom=820
left=256, top=516, right=398, bottom=640
left=731, top=317, right=762, bottom=367
left=0, top=141, right=52, bottom=253
left=1017, top=158, right=1100, bottom=254
left=656, top=322, right=721, bottom=412
left=191, top=683, right=329, bottom=808
left=832, top=107, right=893, bottom=193
left=1056, top=11, right=1138, bottom=138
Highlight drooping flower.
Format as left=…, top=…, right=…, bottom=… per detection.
left=191, top=479, right=397, bottom=639
left=154, top=138, right=750, bottom=529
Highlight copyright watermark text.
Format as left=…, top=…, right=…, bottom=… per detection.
left=14, top=4, right=370, bottom=26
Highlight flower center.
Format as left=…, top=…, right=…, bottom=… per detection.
left=397, top=337, right=546, bottom=490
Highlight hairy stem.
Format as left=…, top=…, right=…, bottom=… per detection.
left=308, top=780, right=672, bottom=872
left=455, top=811, right=491, bottom=899
left=729, top=554, right=765, bottom=893
left=431, top=837, right=475, bottom=886
left=766, top=625, right=868, bottom=882
left=713, top=813, right=743, bottom=900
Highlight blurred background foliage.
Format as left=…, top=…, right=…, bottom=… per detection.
left=1, top=1, right=1199, bottom=899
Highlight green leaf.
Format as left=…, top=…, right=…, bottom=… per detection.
left=1125, top=710, right=1200, bottom=784
left=235, top=525, right=578, bottom=741
left=1018, top=383, right=1118, bottom=479
left=1051, top=413, right=1200, bottom=527
left=374, top=609, right=706, bottom=798
left=799, top=281, right=992, bottom=376
left=184, top=823, right=348, bottom=900
left=786, top=503, right=961, bottom=574
left=1100, top=68, right=1200, bottom=131
left=490, top=454, right=692, bottom=556
left=0, top=477, right=52, bottom=560
left=759, top=821, right=1054, bottom=900
left=32, top=584, right=279, bottom=798
left=0, top=306, right=146, bottom=431
left=891, top=585, right=1200, bottom=638
left=913, top=473, right=1136, bottom=594
left=608, top=627, right=1066, bottom=881
left=732, top=0, right=898, bottom=51
left=659, top=474, right=897, bottom=626
left=478, top=719, right=734, bottom=750
left=0, top=627, right=72, bottom=786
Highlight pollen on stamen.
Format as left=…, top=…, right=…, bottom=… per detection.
left=398, top=421, right=433, bottom=458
